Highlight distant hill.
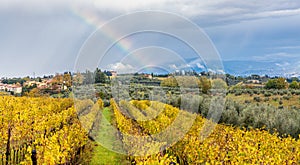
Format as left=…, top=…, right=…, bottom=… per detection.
left=223, top=60, right=300, bottom=78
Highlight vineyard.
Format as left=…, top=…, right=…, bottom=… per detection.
left=1, top=95, right=300, bottom=164
left=0, top=96, right=102, bottom=165
left=110, top=99, right=300, bottom=164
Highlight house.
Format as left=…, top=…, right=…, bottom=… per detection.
left=0, top=83, right=22, bottom=94
left=0, top=83, right=6, bottom=90
left=23, top=79, right=52, bottom=89
left=104, top=70, right=117, bottom=78
left=36, top=82, right=48, bottom=89
left=246, top=79, right=261, bottom=84
left=23, top=81, right=37, bottom=87
left=144, top=74, right=153, bottom=79
left=111, top=71, right=117, bottom=77
left=11, top=84, right=22, bottom=94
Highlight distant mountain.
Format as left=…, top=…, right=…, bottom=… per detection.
left=184, top=57, right=300, bottom=78
left=137, top=57, right=300, bottom=78
left=223, top=60, right=276, bottom=76
left=222, top=60, right=300, bottom=78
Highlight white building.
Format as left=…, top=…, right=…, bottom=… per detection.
left=0, top=83, right=22, bottom=94
left=0, top=83, right=5, bottom=90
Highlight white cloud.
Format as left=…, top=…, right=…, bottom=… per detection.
left=93, top=0, right=163, bottom=12
left=169, top=64, right=178, bottom=70
left=271, top=45, right=300, bottom=50
left=107, top=62, right=135, bottom=73
left=196, top=63, right=205, bottom=69
left=3, top=0, right=300, bottom=26
left=207, top=68, right=215, bottom=73
left=275, top=62, right=290, bottom=71
left=168, top=63, right=195, bottom=71
left=253, top=52, right=298, bottom=61
left=275, top=62, right=290, bottom=67
left=178, top=64, right=192, bottom=69
left=217, top=69, right=225, bottom=74
left=90, top=0, right=300, bottom=26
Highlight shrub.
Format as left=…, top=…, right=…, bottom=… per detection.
left=265, top=78, right=288, bottom=89
left=264, top=92, right=271, bottom=97
left=289, top=81, right=300, bottom=89
left=291, top=90, right=296, bottom=95
left=234, top=91, right=242, bottom=96
left=253, top=96, right=261, bottom=102
left=220, top=107, right=239, bottom=125
left=271, top=90, right=278, bottom=95
left=247, top=90, right=254, bottom=95
left=198, top=96, right=210, bottom=117
left=238, top=105, right=259, bottom=127
left=238, top=104, right=300, bottom=138
left=278, top=90, right=284, bottom=96
left=253, top=89, right=260, bottom=95
left=103, top=99, right=110, bottom=107
left=283, top=95, right=291, bottom=100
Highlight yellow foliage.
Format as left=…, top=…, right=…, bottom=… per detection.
left=113, top=99, right=300, bottom=164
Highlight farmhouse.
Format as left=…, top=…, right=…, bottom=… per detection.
left=23, top=79, right=52, bottom=89
left=0, top=83, right=22, bottom=94
left=246, top=79, right=261, bottom=84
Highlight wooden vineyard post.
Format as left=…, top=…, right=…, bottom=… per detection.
left=31, top=150, right=37, bottom=165
left=5, top=127, right=11, bottom=165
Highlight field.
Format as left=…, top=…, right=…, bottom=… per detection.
left=228, top=91, right=300, bottom=108
left=1, top=89, right=300, bottom=164
left=0, top=96, right=88, bottom=164
left=109, top=99, right=300, bottom=164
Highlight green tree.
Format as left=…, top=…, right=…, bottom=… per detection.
left=265, top=79, right=276, bottom=89
left=73, top=72, right=83, bottom=86
left=291, top=77, right=299, bottom=82
left=276, top=77, right=288, bottom=89
left=176, top=76, right=199, bottom=88
left=199, top=77, right=211, bottom=94
left=94, top=68, right=107, bottom=83
left=27, top=88, right=42, bottom=97
left=160, top=77, right=178, bottom=87
left=83, top=70, right=94, bottom=84
left=63, top=73, right=72, bottom=87
left=52, top=74, right=63, bottom=85
left=289, top=81, right=299, bottom=89
left=211, top=78, right=227, bottom=89
left=265, top=78, right=288, bottom=89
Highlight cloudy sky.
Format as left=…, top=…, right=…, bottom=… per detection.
left=1, top=0, right=300, bottom=77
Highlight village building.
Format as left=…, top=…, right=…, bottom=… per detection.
left=0, top=83, right=22, bottom=94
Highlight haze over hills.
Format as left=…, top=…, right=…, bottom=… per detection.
left=170, top=57, right=300, bottom=78
left=2, top=60, right=299, bottom=79
left=222, top=60, right=300, bottom=78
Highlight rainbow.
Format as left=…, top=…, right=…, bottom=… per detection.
left=71, top=8, right=208, bottom=74
left=71, top=7, right=132, bottom=57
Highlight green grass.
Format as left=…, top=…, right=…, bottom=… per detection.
left=89, top=142, right=127, bottom=165
left=227, top=93, right=300, bottom=108
left=89, top=107, right=129, bottom=165
left=102, top=107, right=112, bottom=122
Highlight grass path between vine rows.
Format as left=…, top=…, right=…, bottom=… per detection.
left=90, top=107, right=130, bottom=165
